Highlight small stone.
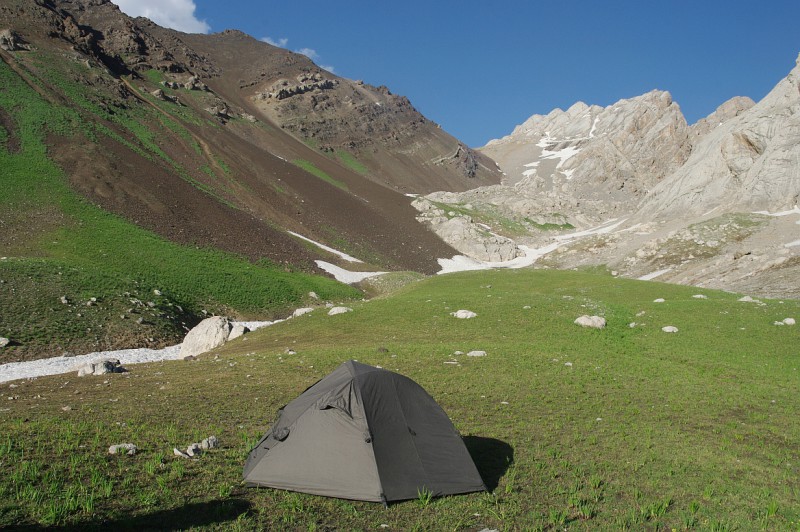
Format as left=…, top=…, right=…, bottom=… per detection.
left=692, top=294, right=708, bottom=299
left=466, top=350, right=487, bottom=357
left=653, top=298, right=665, bottom=303
left=327, top=307, right=352, bottom=316
left=783, top=318, right=796, bottom=325
left=173, top=447, right=191, bottom=459
left=153, top=289, right=162, bottom=296
left=574, top=315, right=606, bottom=329
left=451, top=309, right=477, bottom=319
left=292, top=307, right=314, bottom=318
left=308, top=291, right=319, bottom=300
left=60, top=296, right=69, bottom=305
left=201, top=436, right=219, bottom=449
left=0, top=337, right=9, bottom=348
left=183, top=355, right=197, bottom=361
left=661, top=326, right=679, bottom=333
left=186, top=443, right=202, bottom=457
left=109, top=443, right=137, bottom=456
left=61, top=406, right=72, bottom=412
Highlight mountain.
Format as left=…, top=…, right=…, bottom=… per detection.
left=413, top=54, right=800, bottom=298
left=0, top=0, right=503, bottom=360
left=0, top=0, right=501, bottom=275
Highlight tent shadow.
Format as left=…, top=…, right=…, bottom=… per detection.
left=463, top=436, right=514, bottom=493
left=12, top=498, right=252, bottom=532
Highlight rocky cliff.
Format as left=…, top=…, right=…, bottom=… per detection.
left=413, top=54, right=800, bottom=298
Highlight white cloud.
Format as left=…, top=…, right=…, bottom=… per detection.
left=261, top=36, right=289, bottom=47
left=296, top=47, right=320, bottom=61
left=259, top=40, right=335, bottom=72
left=114, top=0, right=210, bottom=34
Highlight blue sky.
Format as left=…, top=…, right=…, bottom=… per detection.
left=114, top=1, right=800, bottom=147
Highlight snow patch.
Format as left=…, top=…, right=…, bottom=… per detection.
left=785, top=239, right=800, bottom=248
left=638, top=268, right=672, bottom=281
left=752, top=205, right=800, bottom=217
left=288, top=231, right=362, bottom=263
left=315, top=260, right=386, bottom=284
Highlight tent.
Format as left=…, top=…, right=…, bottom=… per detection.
left=243, top=360, right=486, bottom=503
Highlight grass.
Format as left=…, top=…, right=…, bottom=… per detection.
left=1, top=269, right=797, bottom=529
left=292, top=159, right=349, bottom=191
left=335, top=150, right=369, bottom=175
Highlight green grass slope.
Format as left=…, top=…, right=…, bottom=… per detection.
left=1, top=270, right=798, bottom=529
left=0, top=57, right=360, bottom=361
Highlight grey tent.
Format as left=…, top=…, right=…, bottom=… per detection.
left=243, top=360, right=486, bottom=503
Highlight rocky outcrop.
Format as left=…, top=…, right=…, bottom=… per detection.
left=257, top=72, right=338, bottom=100
left=691, top=96, right=755, bottom=138
left=0, top=29, right=29, bottom=51
left=478, top=90, right=692, bottom=222
left=637, top=53, right=800, bottom=219
left=413, top=197, right=523, bottom=262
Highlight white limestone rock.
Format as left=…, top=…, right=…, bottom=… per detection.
left=180, top=317, right=232, bottom=358
left=574, top=315, right=606, bottom=329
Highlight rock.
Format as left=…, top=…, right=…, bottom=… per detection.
left=738, top=296, right=762, bottom=304
left=653, top=298, right=665, bottom=303
left=186, top=443, right=202, bottom=457
left=153, top=289, right=162, bottom=296
left=228, top=324, right=250, bottom=341
left=108, top=443, right=137, bottom=456
left=292, top=307, right=314, bottom=318
left=574, top=315, right=606, bottom=329
left=180, top=316, right=232, bottom=358
left=466, top=350, right=487, bottom=357
left=692, top=294, right=708, bottom=299
left=308, top=291, right=319, bottom=300
left=328, top=307, right=352, bottom=316
left=200, top=436, right=219, bottom=449
left=451, top=309, right=477, bottom=319
left=60, top=296, right=69, bottom=305
left=77, top=359, right=125, bottom=377
left=782, top=318, right=795, bottom=325
left=173, top=447, right=191, bottom=459
left=0, top=29, right=29, bottom=52
left=0, top=337, right=9, bottom=348
left=183, top=355, right=197, bottom=361
left=661, top=326, right=679, bottom=333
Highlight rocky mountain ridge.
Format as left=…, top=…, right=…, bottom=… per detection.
left=413, top=54, right=800, bottom=298
left=0, top=0, right=503, bottom=281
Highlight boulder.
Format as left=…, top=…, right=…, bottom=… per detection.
left=77, top=359, right=125, bottom=377
left=227, top=324, right=250, bottom=341
left=328, top=307, right=352, bottom=316
left=574, top=315, right=606, bottom=329
left=292, top=307, right=314, bottom=318
left=451, top=309, right=477, bottom=319
left=0, top=29, right=29, bottom=52
left=180, top=316, right=232, bottom=357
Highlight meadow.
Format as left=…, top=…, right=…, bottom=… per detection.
left=1, top=269, right=798, bottom=530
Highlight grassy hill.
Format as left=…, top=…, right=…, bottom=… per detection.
left=0, top=57, right=360, bottom=361
left=1, top=269, right=798, bottom=529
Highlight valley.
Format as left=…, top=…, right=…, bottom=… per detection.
left=0, top=0, right=798, bottom=529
